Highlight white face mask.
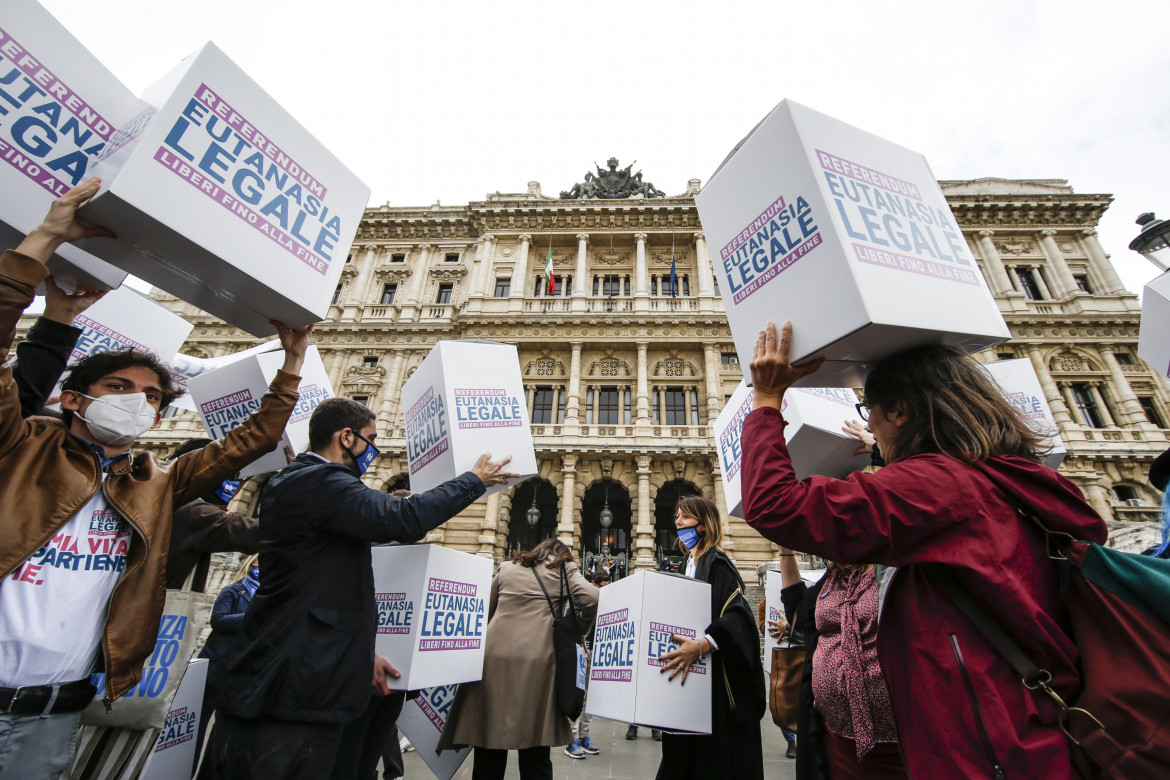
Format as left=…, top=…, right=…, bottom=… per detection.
left=75, top=392, right=156, bottom=447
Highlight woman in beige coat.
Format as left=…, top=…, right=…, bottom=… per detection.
left=439, top=538, right=598, bottom=780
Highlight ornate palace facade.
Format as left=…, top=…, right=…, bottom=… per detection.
left=29, top=173, right=1165, bottom=576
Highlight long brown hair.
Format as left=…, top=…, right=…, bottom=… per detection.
left=863, top=345, right=1047, bottom=464
left=513, top=538, right=574, bottom=569
left=675, top=495, right=724, bottom=560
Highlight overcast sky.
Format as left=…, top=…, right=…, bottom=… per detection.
left=39, top=0, right=1170, bottom=295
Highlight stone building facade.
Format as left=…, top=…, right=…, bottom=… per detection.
left=23, top=175, right=1166, bottom=578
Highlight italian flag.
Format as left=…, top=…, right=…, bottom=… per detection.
left=545, top=247, right=556, bottom=294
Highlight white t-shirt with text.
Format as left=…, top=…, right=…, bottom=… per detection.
left=0, top=482, right=133, bottom=687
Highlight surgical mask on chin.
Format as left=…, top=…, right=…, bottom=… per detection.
left=75, top=392, right=155, bottom=447
left=678, top=526, right=701, bottom=550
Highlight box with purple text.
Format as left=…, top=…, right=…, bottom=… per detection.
left=984, top=358, right=1067, bottom=470
left=396, top=684, right=470, bottom=780
left=186, top=344, right=333, bottom=478
left=76, top=42, right=370, bottom=336
left=696, top=100, right=1009, bottom=388
left=138, top=659, right=207, bottom=780
left=400, top=340, right=538, bottom=497
left=371, top=544, right=493, bottom=691
left=0, top=0, right=131, bottom=291
left=585, top=571, right=711, bottom=734
left=44, top=284, right=193, bottom=408
left=714, top=380, right=871, bottom=518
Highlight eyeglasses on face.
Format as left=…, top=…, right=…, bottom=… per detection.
left=855, top=402, right=871, bottom=422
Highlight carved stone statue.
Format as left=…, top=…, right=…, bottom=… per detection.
left=560, top=157, right=667, bottom=200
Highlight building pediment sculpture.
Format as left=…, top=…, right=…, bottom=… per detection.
left=342, top=365, right=386, bottom=387
left=560, top=157, right=667, bottom=200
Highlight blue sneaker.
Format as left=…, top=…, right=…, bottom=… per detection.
left=580, top=737, right=600, bottom=755
left=563, top=741, right=586, bottom=759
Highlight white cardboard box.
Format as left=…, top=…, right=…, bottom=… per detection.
left=1139, top=270, right=1170, bottom=382
left=984, top=358, right=1067, bottom=470
left=76, top=42, right=370, bottom=336
left=397, top=684, right=471, bottom=780
left=67, top=284, right=193, bottom=364
left=400, top=340, right=538, bottom=497
left=0, top=0, right=131, bottom=291
left=45, top=284, right=194, bottom=408
left=763, top=569, right=784, bottom=656
left=714, top=380, right=870, bottom=518
left=139, top=658, right=207, bottom=780
left=186, top=344, right=333, bottom=478
left=696, top=100, right=1009, bottom=387
left=371, top=544, right=493, bottom=692
left=168, top=338, right=280, bottom=412
left=585, top=571, right=711, bottom=734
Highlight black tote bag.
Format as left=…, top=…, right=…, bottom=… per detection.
left=533, top=564, right=586, bottom=721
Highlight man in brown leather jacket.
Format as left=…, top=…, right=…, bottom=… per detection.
left=0, top=178, right=311, bottom=780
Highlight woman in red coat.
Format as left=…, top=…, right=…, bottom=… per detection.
left=741, top=322, right=1107, bottom=779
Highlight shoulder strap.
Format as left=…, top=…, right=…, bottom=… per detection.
left=921, top=563, right=1043, bottom=685
left=531, top=565, right=559, bottom=620
left=560, top=564, right=583, bottom=621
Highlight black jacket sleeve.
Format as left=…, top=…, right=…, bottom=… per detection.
left=13, top=316, right=81, bottom=417
left=269, top=459, right=486, bottom=544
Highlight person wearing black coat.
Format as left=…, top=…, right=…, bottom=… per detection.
left=210, top=397, right=518, bottom=780
left=655, top=496, right=766, bottom=780
left=11, top=277, right=103, bottom=417
left=194, top=556, right=259, bottom=777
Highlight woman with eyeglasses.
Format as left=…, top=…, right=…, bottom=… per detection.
left=741, top=322, right=1107, bottom=780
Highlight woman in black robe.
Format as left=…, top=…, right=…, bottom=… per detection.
left=655, top=496, right=766, bottom=780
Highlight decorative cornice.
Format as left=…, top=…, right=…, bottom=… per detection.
left=373, top=265, right=412, bottom=282
left=430, top=267, right=468, bottom=281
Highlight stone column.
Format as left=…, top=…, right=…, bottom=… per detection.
left=634, top=454, right=655, bottom=570
left=1038, top=229, right=1077, bottom=297
left=377, top=351, right=406, bottom=435
left=1032, top=268, right=1053, bottom=301
left=1084, top=482, right=1115, bottom=522
left=1062, top=384, right=1087, bottom=426
left=636, top=341, right=651, bottom=427
left=565, top=342, right=583, bottom=430
left=510, top=234, right=532, bottom=311
left=479, top=491, right=500, bottom=558
left=573, top=233, right=589, bottom=312
left=634, top=233, right=649, bottom=312
left=1026, top=345, right=1073, bottom=426
left=710, top=456, right=734, bottom=549
left=704, top=344, right=723, bottom=420
left=496, top=491, right=513, bottom=556
left=469, top=235, right=494, bottom=300
left=1088, top=384, right=1117, bottom=427
left=1098, top=346, right=1151, bottom=428
left=1082, top=228, right=1128, bottom=294
left=400, top=243, right=433, bottom=321
left=558, top=455, right=578, bottom=547
left=976, top=230, right=1015, bottom=296
left=694, top=232, right=716, bottom=298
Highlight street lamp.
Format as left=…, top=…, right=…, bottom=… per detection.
left=526, top=486, right=541, bottom=527
left=599, top=480, right=613, bottom=529
left=1130, top=213, right=1170, bottom=272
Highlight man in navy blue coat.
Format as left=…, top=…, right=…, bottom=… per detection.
left=211, top=397, right=517, bottom=779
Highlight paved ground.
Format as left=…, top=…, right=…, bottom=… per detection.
left=397, top=714, right=797, bottom=779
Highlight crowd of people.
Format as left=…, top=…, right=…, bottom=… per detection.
left=0, top=179, right=1160, bottom=780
